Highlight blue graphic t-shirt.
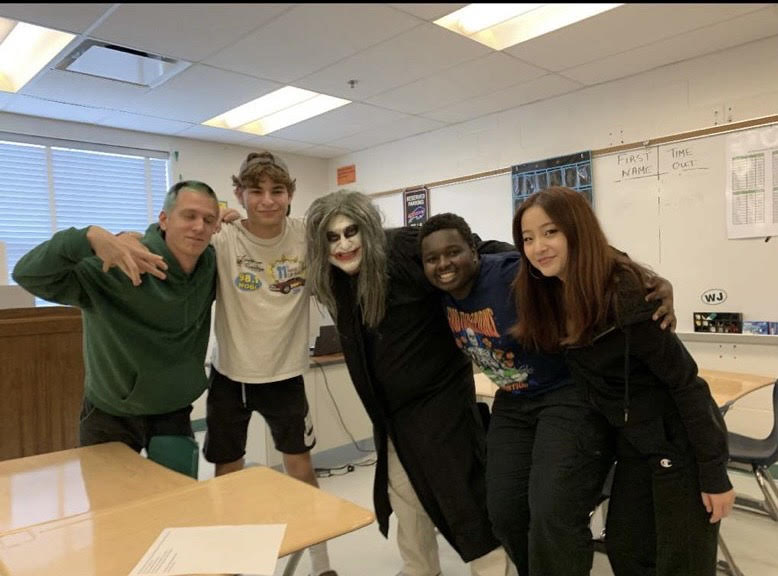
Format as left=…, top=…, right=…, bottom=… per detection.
left=442, top=252, right=571, bottom=396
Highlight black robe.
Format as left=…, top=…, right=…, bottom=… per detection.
left=331, top=227, right=500, bottom=562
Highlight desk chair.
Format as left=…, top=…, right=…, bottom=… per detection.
left=147, top=435, right=200, bottom=479
left=727, top=380, right=778, bottom=522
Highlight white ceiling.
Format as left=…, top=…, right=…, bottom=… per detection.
left=0, top=3, right=776, bottom=158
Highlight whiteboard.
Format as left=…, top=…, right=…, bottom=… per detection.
left=370, top=122, right=778, bottom=332
left=372, top=173, right=514, bottom=243
left=596, top=129, right=778, bottom=332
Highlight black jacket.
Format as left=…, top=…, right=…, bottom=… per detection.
left=564, top=271, right=732, bottom=493
left=331, top=227, right=499, bottom=561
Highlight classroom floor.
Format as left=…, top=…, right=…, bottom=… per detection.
left=195, top=433, right=778, bottom=576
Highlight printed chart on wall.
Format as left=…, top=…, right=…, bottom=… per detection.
left=726, top=124, right=778, bottom=239
left=511, top=151, right=592, bottom=213
left=593, top=125, right=778, bottom=333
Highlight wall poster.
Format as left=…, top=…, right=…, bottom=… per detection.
left=404, top=186, right=429, bottom=227
left=511, top=151, right=593, bottom=213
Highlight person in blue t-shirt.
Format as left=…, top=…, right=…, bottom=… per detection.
left=419, top=212, right=675, bottom=576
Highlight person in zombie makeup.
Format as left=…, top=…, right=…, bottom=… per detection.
left=305, top=190, right=511, bottom=576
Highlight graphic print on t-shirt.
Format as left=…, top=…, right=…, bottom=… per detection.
left=234, top=255, right=264, bottom=291
left=446, top=305, right=532, bottom=390
left=268, top=255, right=306, bottom=294
left=234, top=252, right=306, bottom=295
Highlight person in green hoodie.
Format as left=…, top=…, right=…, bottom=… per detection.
left=12, top=180, right=220, bottom=453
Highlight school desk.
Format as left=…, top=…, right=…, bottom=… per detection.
left=0, top=441, right=194, bottom=532
left=474, top=369, right=776, bottom=410
left=0, top=465, right=374, bottom=576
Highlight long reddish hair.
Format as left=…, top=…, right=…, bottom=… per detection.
left=511, top=187, right=646, bottom=351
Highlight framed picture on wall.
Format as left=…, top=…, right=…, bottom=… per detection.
left=403, top=186, right=430, bottom=227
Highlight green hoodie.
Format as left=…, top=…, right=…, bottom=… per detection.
left=12, top=225, right=216, bottom=416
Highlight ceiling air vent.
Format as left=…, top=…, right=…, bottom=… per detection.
left=55, top=39, right=190, bottom=88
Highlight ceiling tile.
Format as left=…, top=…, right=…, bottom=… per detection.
left=367, top=52, right=547, bottom=115
left=0, top=3, right=112, bottom=34
left=269, top=103, right=409, bottom=144
left=94, top=111, right=193, bottom=135
left=241, top=135, right=319, bottom=154
left=561, top=7, right=778, bottom=86
left=22, top=69, right=150, bottom=110
left=90, top=4, right=291, bottom=61
left=204, top=4, right=421, bottom=84
left=327, top=115, right=446, bottom=152
left=423, top=74, right=582, bottom=124
left=0, top=91, right=16, bottom=110
left=4, top=95, right=108, bottom=124
left=296, top=22, right=492, bottom=100
left=0, top=3, right=774, bottom=156
left=504, top=3, right=768, bottom=72
left=176, top=124, right=258, bottom=145
left=388, top=4, right=466, bottom=22
left=122, top=65, right=281, bottom=123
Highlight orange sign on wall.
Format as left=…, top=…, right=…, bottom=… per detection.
left=337, top=164, right=356, bottom=186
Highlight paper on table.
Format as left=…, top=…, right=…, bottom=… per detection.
left=128, top=524, right=286, bottom=576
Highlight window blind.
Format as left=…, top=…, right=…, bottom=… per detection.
left=0, top=139, right=169, bottom=295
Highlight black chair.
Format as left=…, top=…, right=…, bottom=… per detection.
left=727, top=380, right=778, bottom=522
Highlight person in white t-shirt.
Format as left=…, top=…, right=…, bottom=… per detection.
left=204, top=151, right=336, bottom=576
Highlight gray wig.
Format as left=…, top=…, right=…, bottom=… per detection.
left=305, top=190, right=388, bottom=328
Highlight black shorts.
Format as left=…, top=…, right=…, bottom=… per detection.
left=203, top=368, right=315, bottom=464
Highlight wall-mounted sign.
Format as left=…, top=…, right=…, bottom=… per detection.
left=700, top=288, right=727, bottom=305
left=404, top=186, right=429, bottom=227
left=337, top=164, right=356, bottom=186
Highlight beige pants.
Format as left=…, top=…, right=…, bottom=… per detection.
left=386, top=439, right=512, bottom=576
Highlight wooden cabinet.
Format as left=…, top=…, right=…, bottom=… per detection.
left=0, top=307, right=83, bottom=460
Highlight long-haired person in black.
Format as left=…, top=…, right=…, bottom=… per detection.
left=306, top=190, right=510, bottom=576
left=514, top=186, right=735, bottom=576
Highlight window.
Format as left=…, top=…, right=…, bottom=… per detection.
left=0, top=136, right=169, bottom=296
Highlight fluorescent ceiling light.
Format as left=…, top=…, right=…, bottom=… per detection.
left=0, top=17, right=75, bottom=93
left=204, top=86, right=351, bottom=136
left=435, top=3, right=622, bottom=51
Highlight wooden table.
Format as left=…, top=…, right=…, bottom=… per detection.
left=0, top=465, right=374, bottom=576
left=0, top=442, right=194, bottom=532
left=475, top=369, right=776, bottom=411
left=699, top=369, right=776, bottom=411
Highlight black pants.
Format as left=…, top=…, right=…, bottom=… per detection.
left=79, top=396, right=193, bottom=453
left=606, top=413, right=719, bottom=576
left=486, top=384, right=613, bottom=576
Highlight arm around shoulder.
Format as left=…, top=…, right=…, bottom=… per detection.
left=12, top=227, right=96, bottom=307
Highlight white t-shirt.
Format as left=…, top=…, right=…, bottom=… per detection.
left=211, top=218, right=310, bottom=383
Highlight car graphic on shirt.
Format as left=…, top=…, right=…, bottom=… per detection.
left=269, top=276, right=305, bottom=294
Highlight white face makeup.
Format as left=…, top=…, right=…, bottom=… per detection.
left=326, top=214, right=363, bottom=275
